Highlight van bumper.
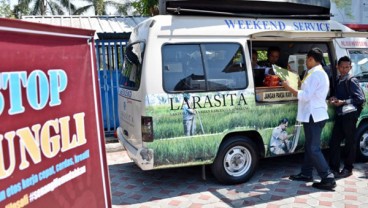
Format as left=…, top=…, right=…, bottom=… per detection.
left=117, top=127, right=154, bottom=170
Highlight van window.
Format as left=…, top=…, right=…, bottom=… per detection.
left=162, top=43, right=247, bottom=92
left=251, top=42, right=332, bottom=103
left=348, top=49, right=368, bottom=81
left=119, top=41, right=145, bottom=90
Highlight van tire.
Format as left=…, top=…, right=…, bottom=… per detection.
left=356, top=122, right=368, bottom=162
left=211, top=136, right=258, bottom=184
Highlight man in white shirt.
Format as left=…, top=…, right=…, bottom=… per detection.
left=282, top=48, right=336, bottom=190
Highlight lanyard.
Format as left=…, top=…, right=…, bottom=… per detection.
left=301, top=67, right=323, bottom=84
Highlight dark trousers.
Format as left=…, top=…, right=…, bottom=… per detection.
left=329, top=112, right=358, bottom=172
left=301, top=116, right=330, bottom=178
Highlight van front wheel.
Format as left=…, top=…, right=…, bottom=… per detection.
left=211, top=137, right=258, bottom=184
left=356, top=123, right=368, bottom=162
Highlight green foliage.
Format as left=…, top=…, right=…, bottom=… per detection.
left=15, top=0, right=78, bottom=16
left=13, top=3, right=29, bottom=18
left=74, top=0, right=106, bottom=15
left=257, top=50, right=267, bottom=61
left=144, top=94, right=337, bottom=167
left=72, top=0, right=133, bottom=15
left=151, top=98, right=301, bottom=139
left=0, top=0, right=14, bottom=18
left=131, top=0, right=158, bottom=16
left=12, top=0, right=131, bottom=17
left=147, top=134, right=221, bottom=166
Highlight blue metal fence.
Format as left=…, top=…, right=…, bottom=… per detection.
left=95, top=40, right=127, bottom=137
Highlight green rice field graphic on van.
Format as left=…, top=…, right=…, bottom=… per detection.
left=143, top=90, right=341, bottom=168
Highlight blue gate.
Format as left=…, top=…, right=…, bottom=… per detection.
left=95, top=40, right=127, bottom=137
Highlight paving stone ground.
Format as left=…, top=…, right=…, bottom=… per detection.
left=107, top=148, right=368, bottom=208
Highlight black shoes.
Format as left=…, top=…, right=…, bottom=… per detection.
left=290, top=172, right=337, bottom=190
left=337, top=169, right=352, bottom=178
left=312, top=178, right=336, bottom=190
left=289, top=173, right=313, bottom=182
left=332, top=169, right=353, bottom=178
left=331, top=170, right=340, bottom=178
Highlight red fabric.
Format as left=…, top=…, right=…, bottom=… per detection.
left=0, top=19, right=110, bottom=208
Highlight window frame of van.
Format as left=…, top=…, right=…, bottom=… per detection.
left=119, top=41, right=146, bottom=91
left=250, top=41, right=336, bottom=104
left=161, top=42, right=249, bottom=93
left=347, top=49, right=368, bottom=82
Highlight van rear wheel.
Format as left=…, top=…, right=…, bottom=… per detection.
left=211, top=136, right=258, bottom=184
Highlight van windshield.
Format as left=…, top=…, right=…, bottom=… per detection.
left=348, top=49, right=368, bottom=81
left=119, top=41, right=145, bottom=90
left=162, top=43, right=248, bottom=92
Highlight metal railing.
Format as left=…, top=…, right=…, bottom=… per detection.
left=95, top=39, right=127, bottom=137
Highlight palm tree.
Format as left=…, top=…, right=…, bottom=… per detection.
left=16, top=0, right=77, bottom=16
left=74, top=0, right=132, bottom=16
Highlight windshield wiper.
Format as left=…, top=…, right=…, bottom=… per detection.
left=354, top=71, right=368, bottom=78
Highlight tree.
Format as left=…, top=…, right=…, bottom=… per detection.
left=15, top=0, right=77, bottom=16
left=131, top=0, right=158, bottom=16
left=0, top=0, right=14, bottom=18
left=74, top=0, right=132, bottom=16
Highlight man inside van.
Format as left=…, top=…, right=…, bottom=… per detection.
left=282, top=48, right=336, bottom=190
left=252, top=49, right=261, bottom=69
left=252, top=49, right=266, bottom=87
left=258, top=46, right=281, bottom=75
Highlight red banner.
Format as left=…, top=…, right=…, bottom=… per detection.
left=0, top=18, right=111, bottom=207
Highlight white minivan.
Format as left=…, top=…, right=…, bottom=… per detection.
left=117, top=2, right=368, bottom=184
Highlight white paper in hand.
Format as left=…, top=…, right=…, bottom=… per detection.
left=272, top=65, right=299, bottom=90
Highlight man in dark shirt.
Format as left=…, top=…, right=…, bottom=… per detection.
left=258, top=46, right=281, bottom=75
left=328, top=56, right=366, bottom=178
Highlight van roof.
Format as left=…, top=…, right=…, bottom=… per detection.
left=138, top=15, right=361, bottom=39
